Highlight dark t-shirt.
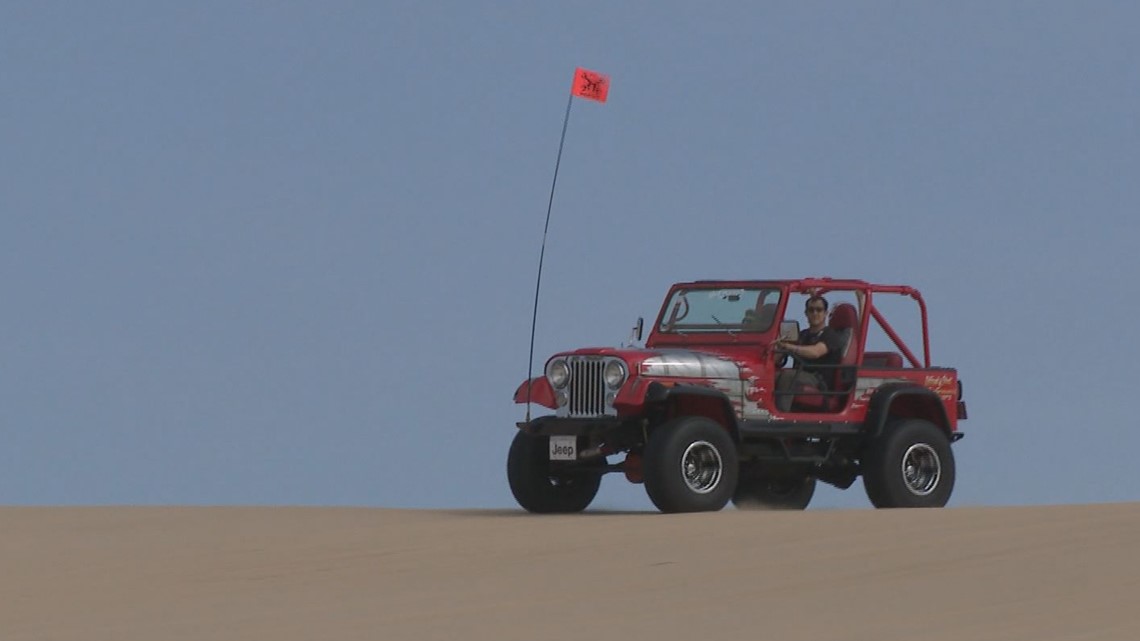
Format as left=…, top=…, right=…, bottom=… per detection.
left=797, top=326, right=847, bottom=376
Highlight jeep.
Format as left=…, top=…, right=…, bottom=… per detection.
left=509, top=278, right=967, bottom=513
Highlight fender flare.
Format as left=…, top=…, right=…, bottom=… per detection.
left=866, top=383, right=952, bottom=439
left=513, top=377, right=557, bottom=409
left=644, top=382, right=740, bottom=440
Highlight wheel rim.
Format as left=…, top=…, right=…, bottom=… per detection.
left=901, top=443, right=941, bottom=496
left=680, top=440, right=723, bottom=494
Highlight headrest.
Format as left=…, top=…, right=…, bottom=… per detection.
left=829, top=303, right=858, bottom=332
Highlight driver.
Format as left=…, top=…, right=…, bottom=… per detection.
left=773, top=295, right=846, bottom=411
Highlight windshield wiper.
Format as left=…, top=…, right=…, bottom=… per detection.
left=711, top=315, right=740, bottom=340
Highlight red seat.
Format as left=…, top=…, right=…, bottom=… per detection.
left=864, top=351, right=903, bottom=368
left=791, top=303, right=859, bottom=412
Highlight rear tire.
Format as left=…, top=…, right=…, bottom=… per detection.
left=733, top=476, right=816, bottom=510
left=643, top=417, right=738, bottom=513
left=862, top=419, right=955, bottom=508
left=507, top=431, right=601, bottom=513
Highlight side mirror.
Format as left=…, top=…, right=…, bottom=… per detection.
left=778, top=320, right=800, bottom=343
left=632, top=317, right=644, bottom=342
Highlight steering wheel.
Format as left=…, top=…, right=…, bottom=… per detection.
left=772, top=343, right=793, bottom=369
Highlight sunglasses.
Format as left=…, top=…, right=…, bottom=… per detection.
left=805, top=306, right=827, bottom=313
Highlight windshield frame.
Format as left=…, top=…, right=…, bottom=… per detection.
left=655, top=285, right=784, bottom=336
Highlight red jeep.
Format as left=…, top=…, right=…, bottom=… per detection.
left=509, top=278, right=967, bottom=513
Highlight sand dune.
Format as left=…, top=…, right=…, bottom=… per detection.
left=2, top=504, right=1137, bottom=640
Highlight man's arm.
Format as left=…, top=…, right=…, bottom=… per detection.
left=779, top=340, right=829, bottom=360
left=777, top=327, right=846, bottom=360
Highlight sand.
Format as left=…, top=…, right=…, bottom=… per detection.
left=2, top=503, right=1137, bottom=640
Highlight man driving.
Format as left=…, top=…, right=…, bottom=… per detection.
left=773, top=295, right=846, bottom=411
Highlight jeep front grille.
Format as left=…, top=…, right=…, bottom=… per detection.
left=568, top=358, right=607, bottom=417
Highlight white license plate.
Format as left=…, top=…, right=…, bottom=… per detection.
left=549, top=435, right=577, bottom=461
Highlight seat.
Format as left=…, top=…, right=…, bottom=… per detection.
left=864, top=351, right=903, bottom=368
left=743, top=302, right=778, bottom=332
left=828, top=303, right=859, bottom=367
left=790, top=303, right=859, bottom=412
left=755, top=302, right=777, bottom=330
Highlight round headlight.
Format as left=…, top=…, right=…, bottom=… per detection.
left=546, top=359, right=570, bottom=389
left=604, top=359, right=627, bottom=389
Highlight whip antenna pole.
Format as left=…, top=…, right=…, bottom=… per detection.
left=524, top=67, right=611, bottom=423
left=526, top=93, right=574, bottom=422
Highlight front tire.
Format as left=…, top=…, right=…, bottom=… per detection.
left=507, top=431, right=601, bottom=513
left=643, top=417, right=738, bottom=513
left=733, top=476, right=816, bottom=510
left=862, top=419, right=955, bottom=508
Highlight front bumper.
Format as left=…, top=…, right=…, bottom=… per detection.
left=516, top=415, right=627, bottom=437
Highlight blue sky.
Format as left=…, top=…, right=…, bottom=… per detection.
left=3, top=2, right=1138, bottom=510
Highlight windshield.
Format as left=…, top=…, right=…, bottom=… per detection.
left=658, top=287, right=783, bottom=334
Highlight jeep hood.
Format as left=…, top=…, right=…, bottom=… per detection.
left=557, top=347, right=745, bottom=379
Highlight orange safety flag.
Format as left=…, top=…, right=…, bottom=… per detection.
left=570, top=67, right=610, bottom=103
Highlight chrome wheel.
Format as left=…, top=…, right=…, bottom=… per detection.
left=901, top=443, right=941, bottom=496
left=680, top=440, right=723, bottom=494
